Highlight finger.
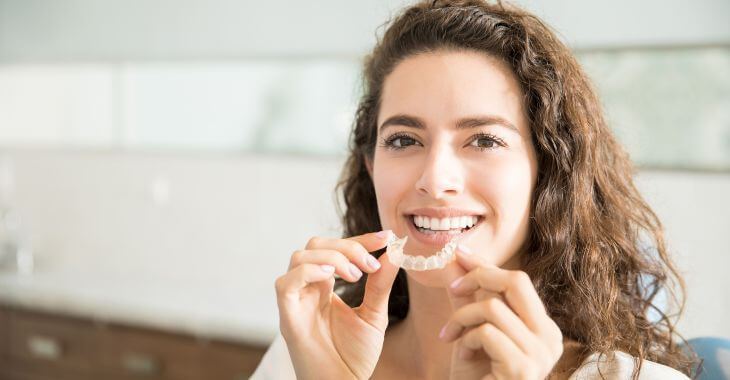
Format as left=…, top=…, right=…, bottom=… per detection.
left=443, top=245, right=481, bottom=310
left=346, top=230, right=393, bottom=250
left=289, top=249, right=365, bottom=282
left=441, top=296, right=542, bottom=358
left=460, top=323, right=526, bottom=376
left=357, top=245, right=401, bottom=328
left=449, top=257, right=547, bottom=333
left=304, top=231, right=391, bottom=274
left=275, top=263, right=336, bottom=300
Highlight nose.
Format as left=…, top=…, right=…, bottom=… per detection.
left=414, top=142, right=464, bottom=199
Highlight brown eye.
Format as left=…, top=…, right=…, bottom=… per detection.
left=472, top=137, right=496, bottom=149
left=380, top=133, right=421, bottom=151
left=392, top=136, right=417, bottom=148
left=468, top=133, right=504, bottom=151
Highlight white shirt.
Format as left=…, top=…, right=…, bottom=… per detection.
left=250, top=333, right=691, bottom=379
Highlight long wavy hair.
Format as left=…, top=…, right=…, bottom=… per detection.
left=332, top=0, right=699, bottom=378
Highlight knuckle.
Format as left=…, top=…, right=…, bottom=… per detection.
left=486, top=296, right=502, bottom=310
left=305, top=236, right=322, bottom=249
left=290, top=249, right=305, bottom=265
left=481, top=297, right=500, bottom=316
left=343, top=239, right=366, bottom=256
left=478, top=323, right=495, bottom=337
left=335, top=255, right=351, bottom=269
left=274, top=276, right=285, bottom=295
left=511, top=270, right=532, bottom=285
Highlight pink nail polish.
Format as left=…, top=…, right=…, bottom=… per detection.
left=450, top=276, right=464, bottom=289
left=320, top=265, right=335, bottom=273
left=349, top=263, right=363, bottom=279
left=439, top=324, right=448, bottom=339
left=367, top=255, right=381, bottom=270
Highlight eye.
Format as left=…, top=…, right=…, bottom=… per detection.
left=468, top=133, right=505, bottom=151
left=380, top=132, right=421, bottom=150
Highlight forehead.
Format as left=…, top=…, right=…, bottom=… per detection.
left=378, top=50, right=528, bottom=136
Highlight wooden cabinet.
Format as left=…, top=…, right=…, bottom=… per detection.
left=0, top=305, right=9, bottom=360
left=7, top=308, right=98, bottom=379
left=199, top=340, right=270, bottom=380
left=0, top=306, right=267, bottom=380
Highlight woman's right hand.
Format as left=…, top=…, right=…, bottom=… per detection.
left=274, top=230, right=400, bottom=380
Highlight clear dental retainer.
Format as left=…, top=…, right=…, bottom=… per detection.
left=385, top=233, right=458, bottom=271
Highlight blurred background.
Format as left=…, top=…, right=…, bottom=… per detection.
left=0, top=0, right=728, bottom=378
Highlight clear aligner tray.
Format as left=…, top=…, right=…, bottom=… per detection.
left=385, top=233, right=458, bottom=271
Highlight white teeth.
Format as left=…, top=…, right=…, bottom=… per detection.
left=412, top=215, right=479, bottom=231
left=440, top=218, right=451, bottom=230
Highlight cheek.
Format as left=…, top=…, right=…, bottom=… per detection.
left=469, top=156, right=534, bottom=215
left=372, top=155, right=419, bottom=224
left=373, top=160, right=406, bottom=203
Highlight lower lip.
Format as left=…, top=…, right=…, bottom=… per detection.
left=405, top=216, right=481, bottom=247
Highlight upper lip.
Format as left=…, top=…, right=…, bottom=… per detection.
left=405, top=207, right=484, bottom=218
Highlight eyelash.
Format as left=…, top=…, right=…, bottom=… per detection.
left=378, top=132, right=506, bottom=152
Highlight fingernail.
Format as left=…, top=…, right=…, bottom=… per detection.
left=320, top=265, right=335, bottom=273
left=376, top=230, right=392, bottom=239
left=366, top=255, right=381, bottom=270
left=348, top=263, right=363, bottom=279
left=457, top=243, right=472, bottom=255
left=440, top=324, right=463, bottom=341
left=450, top=276, right=464, bottom=289
left=439, top=324, right=448, bottom=339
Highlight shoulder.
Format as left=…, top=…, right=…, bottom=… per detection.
left=249, top=333, right=297, bottom=380
left=569, top=350, right=690, bottom=380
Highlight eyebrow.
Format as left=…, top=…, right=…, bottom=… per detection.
left=378, top=113, right=520, bottom=136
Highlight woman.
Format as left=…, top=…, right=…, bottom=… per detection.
left=252, top=0, right=699, bottom=378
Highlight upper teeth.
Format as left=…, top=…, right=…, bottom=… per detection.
left=413, top=215, right=478, bottom=230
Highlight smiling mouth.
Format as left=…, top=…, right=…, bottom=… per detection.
left=408, top=214, right=482, bottom=235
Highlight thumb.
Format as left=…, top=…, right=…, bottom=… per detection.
left=357, top=232, right=400, bottom=329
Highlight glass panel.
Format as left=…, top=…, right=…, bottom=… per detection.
left=577, top=47, right=730, bottom=171
left=120, top=61, right=360, bottom=155
left=1, top=47, right=728, bottom=171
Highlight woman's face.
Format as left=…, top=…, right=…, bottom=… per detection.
left=369, top=50, right=538, bottom=287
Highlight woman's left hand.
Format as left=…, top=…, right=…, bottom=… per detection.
left=442, top=246, right=564, bottom=380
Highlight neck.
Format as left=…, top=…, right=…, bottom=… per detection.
left=388, top=275, right=455, bottom=379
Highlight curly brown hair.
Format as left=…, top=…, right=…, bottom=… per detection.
left=333, top=0, right=700, bottom=378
